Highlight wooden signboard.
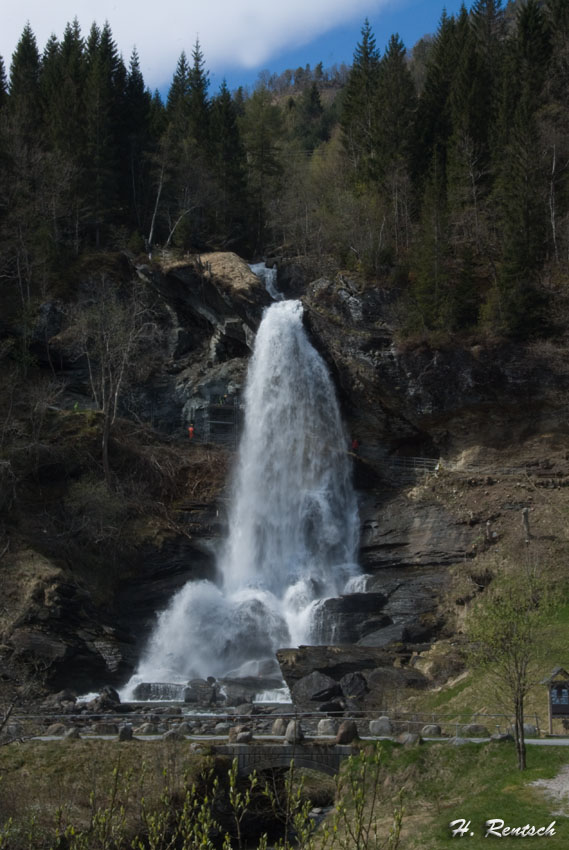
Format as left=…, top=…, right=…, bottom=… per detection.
left=542, top=667, right=569, bottom=733
left=550, top=682, right=569, bottom=716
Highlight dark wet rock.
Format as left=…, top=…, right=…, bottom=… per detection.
left=184, top=679, right=217, bottom=705
left=101, top=685, right=121, bottom=703
left=236, top=730, right=253, bottom=744
left=118, top=724, right=134, bottom=741
left=290, top=671, right=339, bottom=708
left=335, top=720, right=359, bottom=744
left=228, top=725, right=251, bottom=743
left=133, top=682, right=184, bottom=701
left=310, top=683, right=343, bottom=702
left=312, top=594, right=389, bottom=644
left=340, top=672, right=368, bottom=700
left=317, top=701, right=345, bottom=714
left=277, top=646, right=428, bottom=711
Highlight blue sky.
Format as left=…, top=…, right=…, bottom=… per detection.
left=216, top=0, right=466, bottom=93
left=3, top=0, right=466, bottom=96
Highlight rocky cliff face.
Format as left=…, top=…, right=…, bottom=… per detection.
left=0, top=252, right=270, bottom=700
left=2, top=255, right=568, bottom=708
left=302, top=276, right=566, bottom=457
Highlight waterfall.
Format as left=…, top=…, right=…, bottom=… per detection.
left=122, top=300, right=358, bottom=695
left=249, top=262, right=283, bottom=301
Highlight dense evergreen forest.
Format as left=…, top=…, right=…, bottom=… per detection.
left=1, top=0, right=569, bottom=340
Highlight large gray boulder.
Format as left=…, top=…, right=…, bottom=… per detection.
left=369, top=717, right=393, bottom=737
left=290, top=671, right=340, bottom=709
left=271, top=718, right=287, bottom=736
left=285, top=720, right=304, bottom=744
left=317, top=718, right=337, bottom=737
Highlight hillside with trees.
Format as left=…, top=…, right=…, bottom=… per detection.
left=0, top=0, right=568, bottom=342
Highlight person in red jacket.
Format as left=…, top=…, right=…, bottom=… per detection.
left=188, top=424, right=195, bottom=440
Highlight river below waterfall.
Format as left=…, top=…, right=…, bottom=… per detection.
left=122, top=299, right=359, bottom=699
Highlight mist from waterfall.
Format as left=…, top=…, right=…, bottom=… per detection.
left=122, top=299, right=358, bottom=695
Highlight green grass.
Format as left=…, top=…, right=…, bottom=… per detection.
left=363, top=740, right=569, bottom=849
left=2, top=739, right=569, bottom=849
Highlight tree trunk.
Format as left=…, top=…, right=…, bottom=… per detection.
left=515, top=696, right=526, bottom=770
left=102, top=408, right=111, bottom=488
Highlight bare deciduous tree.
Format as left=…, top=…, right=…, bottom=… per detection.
left=67, top=276, right=160, bottom=485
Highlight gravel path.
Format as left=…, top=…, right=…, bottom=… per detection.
left=531, top=766, right=569, bottom=816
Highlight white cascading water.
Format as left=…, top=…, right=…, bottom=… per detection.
left=249, top=262, right=283, bottom=301
left=122, top=299, right=358, bottom=696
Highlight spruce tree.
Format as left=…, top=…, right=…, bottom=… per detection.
left=240, top=86, right=283, bottom=250
left=124, top=48, right=153, bottom=231
left=377, top=34, right=416, bottom=172
left=296, top=82, right=325, bottom=150
left=9, top=22, right=41, bottom=141
left=341, top=18, right=381, bottom=182
left=188, top=38, right=210, bottom=154
left=83, top=21, right=124, bottom=246
left=167, top=51, right=191, bottom=143
left=211, top=80, right=248, bottom=244
left=0, top=55, right=7, bottom=109
left=413, top=10, right=458, bottom=189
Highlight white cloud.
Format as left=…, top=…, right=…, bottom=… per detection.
left=2, top=0, right=394, bottom=89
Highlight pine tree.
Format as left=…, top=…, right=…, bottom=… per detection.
left=9, top=22, right=41, bottom=141
left=167, top=51, right=190, bottom=143
left=0, top=55, right=7, bottom=109
left=413, top=10, right=458, bottom=189
left=82, top=21, right=124, bottom=246
left=39, top=33, right=60, bottom=125
left=52, top=19, right=87, bottom=157
left=210, top=80, right=248, bottom=244
left=187, top=38, right=210, bottom=154
left=296, top=82, right=325, bottom=150
left=341, top=18, right=381, bottom=182
left=124, top=48, right=153, bottom=231
left=240, top=86, right=283, bottom=250
left=377, top=34, right=416, bottom=171
left=410, top=147, right=450, bottom=330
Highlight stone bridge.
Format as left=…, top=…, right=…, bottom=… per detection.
left=212, top=744, right=354, bottom=776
